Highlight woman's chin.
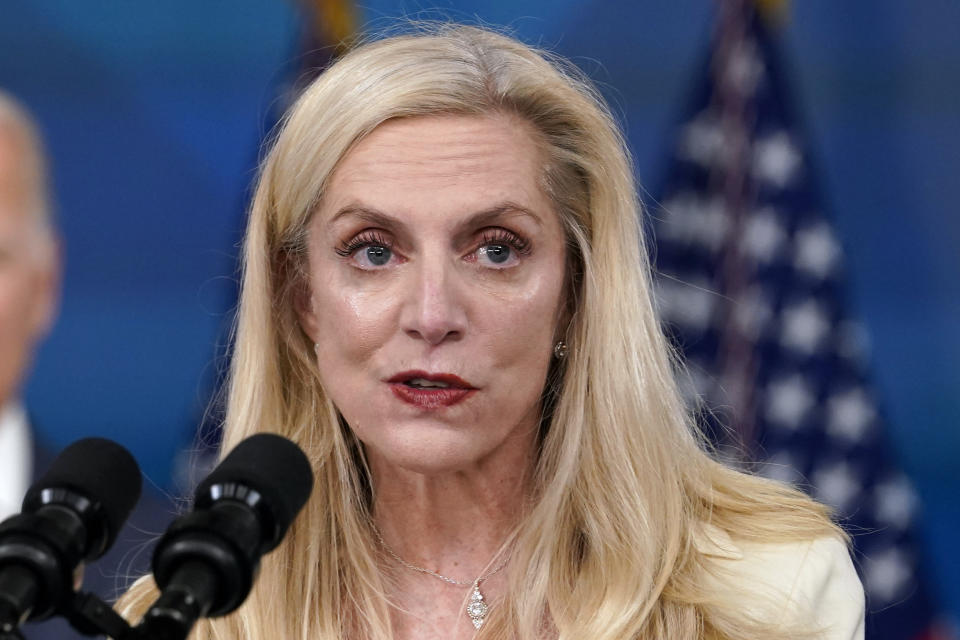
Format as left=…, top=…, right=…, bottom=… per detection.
left=351, top=411, right=541, bottom=480
left=367, top=439, right=492, bottom=477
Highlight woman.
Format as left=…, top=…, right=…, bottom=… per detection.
left=123, top=24, right=863, bottom=639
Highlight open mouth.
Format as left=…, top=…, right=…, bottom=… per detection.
left=388, top=371, right=474, bottom=389
left=387, top=371, right=476, bottom=408
left=404, top=378, right=452, bottom=389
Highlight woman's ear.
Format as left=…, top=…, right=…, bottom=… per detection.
left=555, top=249, right=580, bottom=345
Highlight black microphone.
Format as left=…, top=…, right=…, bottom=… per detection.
left=0, top=438, right=142, bottom=632
left=140, top=433, right=313, bottom=638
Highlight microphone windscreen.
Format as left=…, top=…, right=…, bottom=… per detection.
left=25, top=437, right=142, bottom=554
left=196, top=433, right=313, bottom=538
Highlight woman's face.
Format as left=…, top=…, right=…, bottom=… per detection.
left=298, top=114, right=568, bottom=474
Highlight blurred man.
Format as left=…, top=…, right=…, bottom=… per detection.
left=0, top=91, right=173, bottom=639
left=0, top=91, right=59, bottom=521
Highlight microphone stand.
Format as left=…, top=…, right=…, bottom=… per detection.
left=66, top=587, right=205, bottom=640
left=0, top=564, right=32, bottom=639
left=63, top=590, right=136, bottom=639
left=0, top=610, right=25, bottom=640
left=3, top=587, right=204, bottom=640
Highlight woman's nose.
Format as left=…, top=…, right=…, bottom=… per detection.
left=400, top=256, right=467, bottom=346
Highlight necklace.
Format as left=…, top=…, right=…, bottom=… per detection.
left=372, top=525, right=510, bottom=629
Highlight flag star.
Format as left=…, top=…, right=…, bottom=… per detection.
left=678, top=112, right=725, bottom=167
left=753, top=132, right=802, bottom=189
left=874, top=475, right=918, bottom=530
left=864, top=547, right=913, bottom=604
left=780, top=299, right=831, bottom=354
left=812, top=461, right=861, bottom=513
left=656, top=278, right=717, bottom=331
left=743, top=207, right=786, bottom=263
left=795, top=222, right=841, bottom=279
left=659, top=191, right=697, bottom=227
left=660, top=194, right=728, bottom=251
left=764, top=375, right=815, bottom=429
left=827, top=388, right=876, bottom=441
left=759, top=450, right=804, bottom=485
left=721, top=38, right=765, bottom=95
left=692, top=198, right=728, bottom=251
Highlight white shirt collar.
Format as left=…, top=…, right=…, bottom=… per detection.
left=0, top=401, right=33, bottom=520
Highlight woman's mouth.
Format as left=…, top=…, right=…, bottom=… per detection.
left=387, top=371, right=477, bottom=409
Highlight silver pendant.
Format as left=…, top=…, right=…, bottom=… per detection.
left=466, top=581, right=489, bottom=629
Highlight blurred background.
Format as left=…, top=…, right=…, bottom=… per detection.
left=1, top=0, right=956, bottom=637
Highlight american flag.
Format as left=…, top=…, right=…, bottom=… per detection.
left=650, top=3, right=950, bottom=638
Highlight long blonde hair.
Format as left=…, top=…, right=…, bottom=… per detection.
left=121, top=23, right=839, bottom=639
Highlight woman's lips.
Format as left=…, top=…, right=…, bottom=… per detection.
left=387, top=371, right=477, bottom=409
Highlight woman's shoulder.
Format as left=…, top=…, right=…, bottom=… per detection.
left=693, top=524, right=865, bottom=639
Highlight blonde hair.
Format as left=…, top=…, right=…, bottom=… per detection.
left=121, top=24, right=840, bottom=639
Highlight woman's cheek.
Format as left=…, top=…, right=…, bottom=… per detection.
left=332, top=287, right=399, bottom=359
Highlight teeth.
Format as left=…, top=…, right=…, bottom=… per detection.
left=407, top=378, right=451, bottom=388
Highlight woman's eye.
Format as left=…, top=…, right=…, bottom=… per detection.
left=471, top=229, right=529, bottom=268
left=335, top=231, right=397, bottom=269
left=476, top=243, right=518, bottom=268
left=355, top=245, right=393, bottom=268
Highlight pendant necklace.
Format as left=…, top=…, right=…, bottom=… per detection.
left=372, top=526, right=510, bottom=629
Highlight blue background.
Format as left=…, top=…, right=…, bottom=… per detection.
left=1, top=0, right=957, bottom=622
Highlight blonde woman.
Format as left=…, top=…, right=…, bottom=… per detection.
left=122, top=23, right=864, bottom=640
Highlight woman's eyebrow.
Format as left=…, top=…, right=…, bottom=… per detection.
left=327, top=201, right=544, bottom=231
left=327, top=204, right=397, bottom=229
left=461, top=202, right=544, bottom=230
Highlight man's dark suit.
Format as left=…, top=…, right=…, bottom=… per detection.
left=15, top=435, right=176, bottom=640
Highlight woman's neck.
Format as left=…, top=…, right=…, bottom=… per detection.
left=368, top=439, right=534, bottom=579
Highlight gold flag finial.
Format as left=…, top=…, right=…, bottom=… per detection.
left=307, top=0, right=358, bottom=56
left=754, top=0, right=789, bottom=27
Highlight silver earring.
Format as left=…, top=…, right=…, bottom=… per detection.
left=553, top=341, right=568, bottom=359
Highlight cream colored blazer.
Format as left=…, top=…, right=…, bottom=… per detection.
left=694, top=525, right=866, bottom=639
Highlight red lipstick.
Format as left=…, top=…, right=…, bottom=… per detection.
left=387, top=371, right=477, bottom=409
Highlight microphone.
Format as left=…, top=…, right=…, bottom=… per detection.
left=141, top=433, right=312, bottom=637
left=0, top=438, right=142, bottom=631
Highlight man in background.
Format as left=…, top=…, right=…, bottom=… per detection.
left=0, top=90, right=59, bottom=521
left=0, top=90, right=172, bottom=638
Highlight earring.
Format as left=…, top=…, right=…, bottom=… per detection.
left=553, top=341, right=568, bottom=359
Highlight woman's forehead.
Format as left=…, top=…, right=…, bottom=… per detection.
left=318, top=114, right=553, bottom=226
